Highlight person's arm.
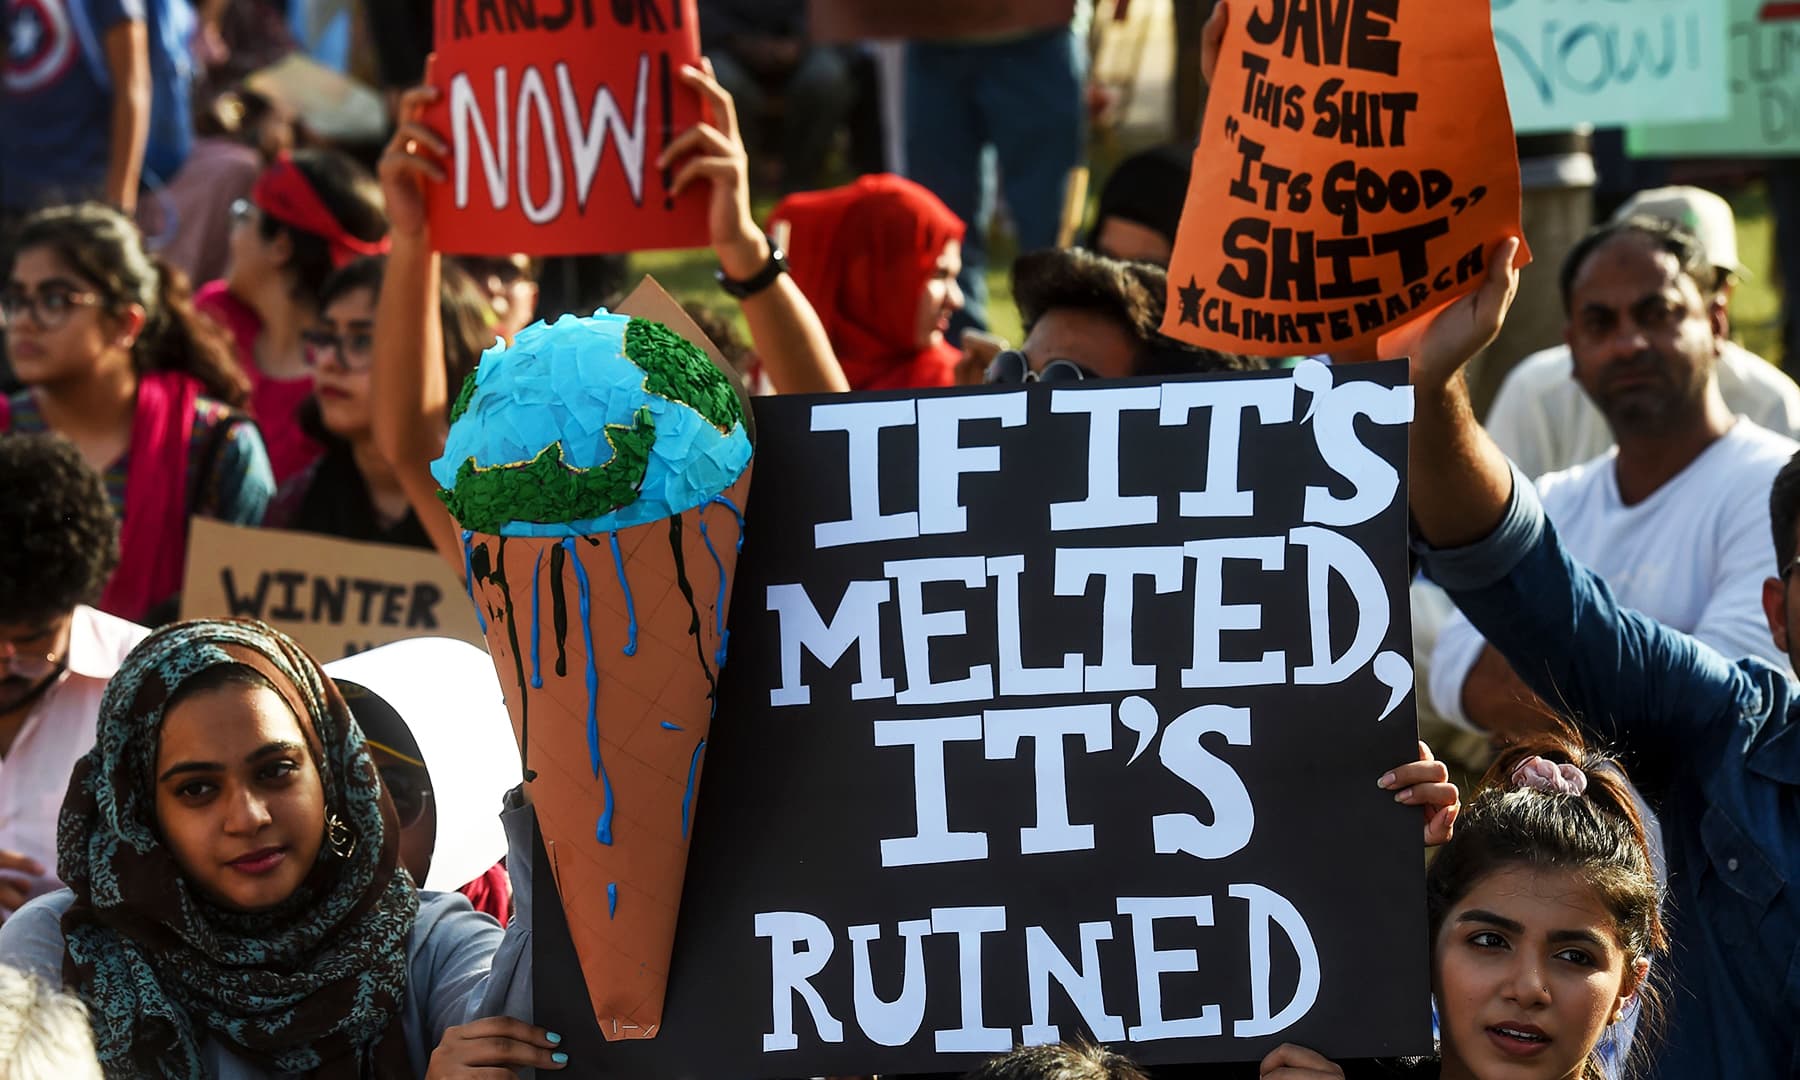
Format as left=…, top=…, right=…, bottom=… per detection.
left=102, top=19, right=152, bottom=213
left=657, top=60, right=847, bottom=395
left=1401, top=240, right=1759, bottom=798
left=200, top=418, right=276, bottom=525
left=1458, top=644, right=1553, bottom=737
left=371, top=88, right=479, bottom=576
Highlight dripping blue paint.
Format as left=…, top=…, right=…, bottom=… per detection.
left=608, top=531, right=638, bottom=656
left=702, top=495, right=745, bottom=667
left=529, top=549, right=544, bottom=689
left=607, top=882, right=618, bottom=919
left=681, top=738, right=706, bottom=839
left=460, top=531, right=487, bottom=633
left=660, top=721, right=682, bottom=731
left=564, top=538, right=615, bottom=847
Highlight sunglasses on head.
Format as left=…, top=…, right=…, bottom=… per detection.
left=983, top=349, right=1093, bottom=385
left=378, top=764, right=433, bottom=829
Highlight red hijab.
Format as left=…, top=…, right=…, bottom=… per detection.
left=772, top=175, right=966, bottom=392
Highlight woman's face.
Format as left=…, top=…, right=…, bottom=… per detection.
left=2, top=247, right=129, bottom=387
left=913, top=239, right=964, bottom=349
left=225, top=199, right=286, bottom=299
left=155, top=681, right=327, bottom=912
left=1434, top=865, right=1641, bottom=1080
left=306, top=287, right=378, bottom=438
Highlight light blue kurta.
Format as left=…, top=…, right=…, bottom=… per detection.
left=0, top=801, right=537, bottom=1078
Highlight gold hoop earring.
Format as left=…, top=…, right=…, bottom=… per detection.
left=327, top=814, right=357, bottom=860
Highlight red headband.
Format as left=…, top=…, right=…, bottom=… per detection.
left=252, top=155, right=391, bottom=269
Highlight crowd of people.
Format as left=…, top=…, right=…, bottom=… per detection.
left=0, top=0, right=1796, bottom=1078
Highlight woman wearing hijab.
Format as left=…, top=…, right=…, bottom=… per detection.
left=0, top=619, right=558, bottom=1078
left=770, top=173, right=966, bottom=391
left=324, top=638, right=523, bottom=924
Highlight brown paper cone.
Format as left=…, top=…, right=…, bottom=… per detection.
left=465, top=467, right=751, bottom=1039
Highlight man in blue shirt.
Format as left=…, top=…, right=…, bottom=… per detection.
left=1400, top=227, right=1800, bottom=1076
left=1, top=0, right=155, bottom=216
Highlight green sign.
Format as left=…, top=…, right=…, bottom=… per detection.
left=1629, top=0, right=1800, bottom=157
left=1492, top=0, right=1731, bottom=134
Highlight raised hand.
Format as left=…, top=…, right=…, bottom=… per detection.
left=378, top=85, right=450, bottom=243
left=656, top=59, right=767, bottom=281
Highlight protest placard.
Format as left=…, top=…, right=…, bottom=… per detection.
left=1627, top=0, right=1800, bottom=156
left=180, top=519, right=486, bottom=661
left=1162, top=0, right=1527, bottom=358
left=423, top=0, right=710, bottom=256
left=810, top=0, right=1074, bottom=43
left=533, top=362, right=1431, bottom=1075
left=1493, top=0, right=1730, bottom=134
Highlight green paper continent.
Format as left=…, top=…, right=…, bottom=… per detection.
left=448, top=366, right=480, bottom=424
left=625, top=317, right=742, bottom=433
left=437, top=407, right=657, bottom=534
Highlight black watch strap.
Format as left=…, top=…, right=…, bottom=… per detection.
left=715, top=240, right=788, bottom=299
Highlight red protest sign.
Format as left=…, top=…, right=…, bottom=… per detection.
left=1162, top=0, right=1529, bottom=357
left=425, top=0, right=711, bottom=256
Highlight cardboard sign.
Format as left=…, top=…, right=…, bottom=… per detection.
left=810, top=0, right=1075, bottom=43
left=1163, top=0, right=1528, bottom=358
left=424, top=0, right=711, bottom=256
left=180, top=519, right=487, bottom=660
left=536, top=362, right=1432, bottom=1075
left=1627, top=0, right=1800, bottom=157
left=1493, top=0, right=1731, bottom=134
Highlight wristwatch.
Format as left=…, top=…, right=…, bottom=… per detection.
left=715, top=239, right=788, bottom=299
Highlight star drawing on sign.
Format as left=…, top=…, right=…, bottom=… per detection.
left=1178, top=276, right=1203, bottom=326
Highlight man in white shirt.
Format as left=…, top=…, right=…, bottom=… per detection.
left=1483, top=186, right=1800, bottom=479
left=1428, top=216, right=1798, bottom=735
left=0, top=435, right=147, bottom=915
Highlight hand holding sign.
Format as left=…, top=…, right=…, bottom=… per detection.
left=380, top=84, right=450, bottom=242
left=656, top=60, right=766, bottom=281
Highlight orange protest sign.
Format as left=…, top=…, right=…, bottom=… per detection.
left=1162, top=0, right=1529, bottom=356
left=424, top=0, right=711, bottom=256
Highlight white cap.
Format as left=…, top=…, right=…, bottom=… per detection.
left=1610, top=185, right=1747, bottom=278
left=326, top=639, right=522, bottom=894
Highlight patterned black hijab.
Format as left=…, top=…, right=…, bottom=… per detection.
left=56, top=618, right=418, bottom=1078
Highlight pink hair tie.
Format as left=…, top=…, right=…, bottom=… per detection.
left=1511, top=756, right=1588, bottom=796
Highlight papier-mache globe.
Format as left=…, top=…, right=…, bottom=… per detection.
left=433, top=311, right=751, bottom=535
left=433, top=308, right=752, bottom=1041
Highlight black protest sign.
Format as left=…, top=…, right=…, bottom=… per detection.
left=538, top=362, right=1430, bottom=1074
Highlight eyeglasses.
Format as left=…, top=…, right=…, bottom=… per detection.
left=378, top=765, right=433, bottom=829
left=983, top=349, right=1093, bottom=385
left=0, top=286, right=102, bottom=330
left=300, top=328, right=375, bottom=372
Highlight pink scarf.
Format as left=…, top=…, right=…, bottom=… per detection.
left=99, top=372, right=201, bottom=622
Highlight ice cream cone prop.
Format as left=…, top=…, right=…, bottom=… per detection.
left=431, top=309, right=753, bottom=1039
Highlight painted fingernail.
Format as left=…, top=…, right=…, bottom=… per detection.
left=1378, top=772, right=1396, bottom=788
left=552, top=1052, right=569, bottom=1065
left=1395, top=789, right=1414, bottom=803
left=546, top=1032, right=562, bottom=1044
